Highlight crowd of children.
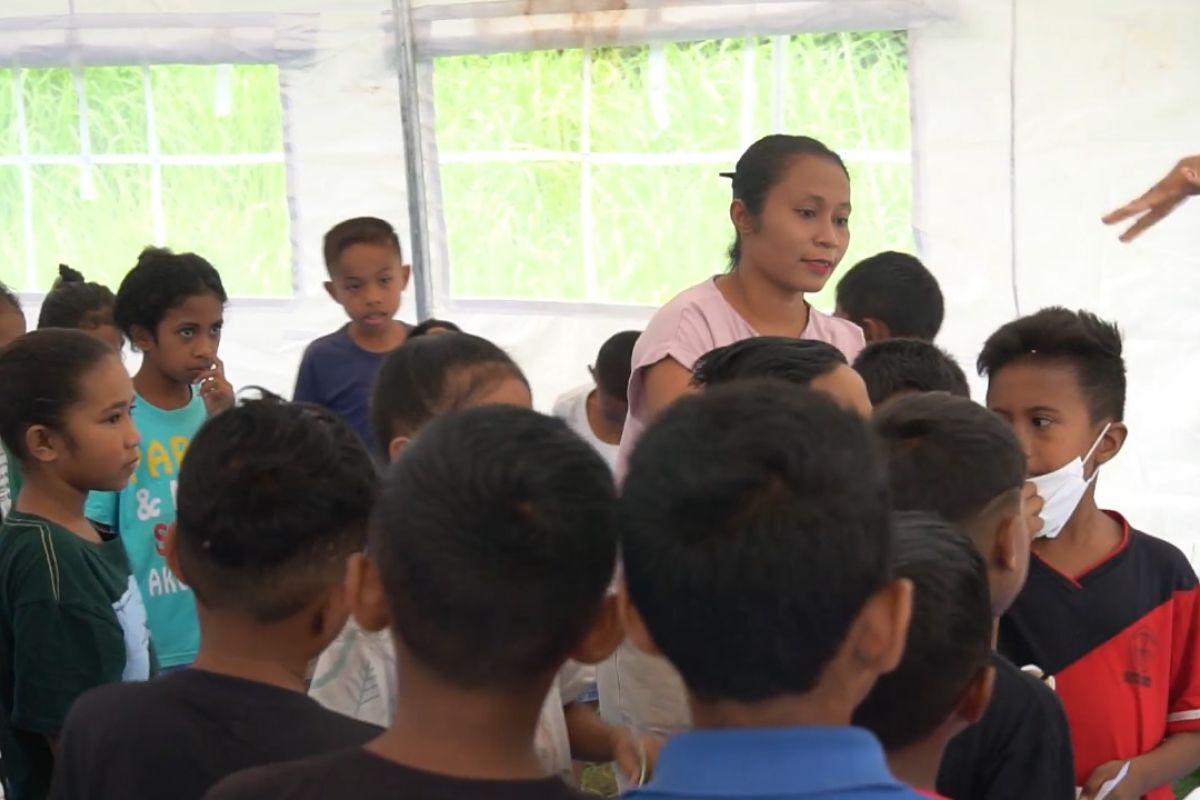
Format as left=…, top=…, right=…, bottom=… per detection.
left=0, top=132, right=1197, bottom=800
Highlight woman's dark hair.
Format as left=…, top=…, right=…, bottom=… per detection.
left=0, top=329, right=117, bottom=460
left=38, top=264, right=117, bottom=332
left=114, top=247, right=227, bottom=339
left=723, top=134, right=849, bottom=268
left=372, top=332, right=529, bottom=448
left=410, top=319, right=462, bottom=338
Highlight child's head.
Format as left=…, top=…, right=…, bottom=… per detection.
left=835, top=251, right=944, bottom=342
left=355, top=404, right=620, bottom=692
left=691, top=336, right=871, bottom=417
left=372, top=331, right=531, bottom=461
left=0, top=329, right=138, bottom=492
left=872, top=392, right=1028, bottom=615
left=322, top=217, right=410, bottom=333
left=38, top=264, right=122, bottom=352
left=853, top=512, right=994, bottom=757
left=115, top=247, right=227, bottom=384
left=724, top=135, right=851, bottom=293
left=168, top=399, right=377, bottom=653
left=853, top=338, right=970, bottom=406
left=620, top=383, right=910, bottom=716
left=978, top=308, right=1126, bottom=481
left=591, top=330, right=639, bottom=430
left=0, top=281, right=26, bottom=349
left=409, top=318, right=461, bottom=338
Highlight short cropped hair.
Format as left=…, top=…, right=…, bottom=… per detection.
left=594, top=331, right=640, bottom=401
left=872, top=392, right=1025, bottom=531
left=621, top=382, right=893, bottom=702
left=836, top=251, right=944, bottom=340
left=372, top=405, right=618, bottom=688
left=853, top=511, right=992, bottom=750
left=691, top=337, right=846, bottom=389
left=977, top=307, right=1126, bottom=423
left=853, top=338, right=970, bottom=406
left=323, top=217, right=402, bottom=275
left=175, top=399, right=378, bottom=623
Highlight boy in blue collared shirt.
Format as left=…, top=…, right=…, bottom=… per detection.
left=618, top=382, right=921, bottom=800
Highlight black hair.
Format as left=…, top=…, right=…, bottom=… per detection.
left=0, top=329, right=117, bottom=460
left=372, top=332, right=529, bottom=447
left=323, top=217, right=403, bottom=275
left=38, top=264, right=117, bottom=333
left=723, top=134, right=849, bottom=268
left=114, top=247, right=227, bottom=339
left=594, top=330, right=640, bottom=401
left=836, top=251, right=945, bottom=340
left=175, top=398, right=378, bottom=623
left=0, top=281, right=19, bottom=313
left=852, top=511, right=992, bottom=751
left=692, top=336, right=846, bottom=390
left=373, top=404, right=617, bottom=688
left=621, top=381, right=893, bottom=702
left=853, top=338, right=970, bottom=406
left=977, top=307, right=1126, bottom=423
left=872, top=392, right=1025, bottom=532
left=409, top=319, right=462, bottom=338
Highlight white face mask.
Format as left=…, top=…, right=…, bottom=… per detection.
left=1029, top=424, right=1111, bottom=540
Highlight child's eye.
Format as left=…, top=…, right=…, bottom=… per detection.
left=835, top=216, right=850, bottom=227
left=179, top=328, right=195, bottom=339
left=1032, top=416, right=1054, bottom=429
left=211, top=324, right=223, bottom=336
left=380, top=276, right=393, bottom=286
left=796, top=209, right=817, bottom=219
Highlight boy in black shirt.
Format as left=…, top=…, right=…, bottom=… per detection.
left=872, top=392, right=1075, bottom=800
left=49, top=400, right=381, bottom=800
left=206, top=405, right=622, bottom=800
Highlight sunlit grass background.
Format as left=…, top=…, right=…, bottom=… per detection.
left=434, top=31, right=913, bottom=308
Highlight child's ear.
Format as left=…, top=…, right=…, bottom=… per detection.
left=346, top=553, right=391, bottom=634
left=387, top=435, right=410, bottom=463
left=323, top=281, right=338, bottom=304
left=859, top=318, right=891, bottom=343
left=568, top=593, right=624, bottom=665
left=851, top=577, right=913, bottom=676
left=129, top=324, right=155, bottom=353
left=163, top=524, right=185, bottom=584
left=956, top=663, right=996, bottom=728
left=397, top=264, right=412, bottom=292
left=23, top=425, right=60, bottom=464
left=1093, top=421, right=1128, bottom=468
left=617, top=578, right=662, bottom=657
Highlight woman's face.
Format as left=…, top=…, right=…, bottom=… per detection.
left=737, top=155, right=852, bottom=294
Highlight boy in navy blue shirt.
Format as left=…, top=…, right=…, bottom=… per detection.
left=294, top=217, right=412, bottom=449
left=618, top=382, right=920, bottom=800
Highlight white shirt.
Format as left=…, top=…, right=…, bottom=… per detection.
left=552, top=384, right=619, bottom=470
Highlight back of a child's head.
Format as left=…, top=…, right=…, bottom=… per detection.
left=853, top=338, right=970, bottom=406
left=0, top=281, right=25, bottom=349
left=593, top=330, right=639, bottom=401
left=692, top=336, right=846, bottom=388
left=409, top=318, right=462, bottom=338
left=853, top=511, right=993, bottom=751
left=372, top=331, right=530, bottom=447
left=372, top=404, right=618, bottom=688
left=872, top=392, right=1025, bottom=536
left=977, top=307, right=1126, bottom=423
left=174, top=398, right=377, bottom=623
left=323, top=217, right=402, bottom=275
left=114, top=247, right=226, bottom=340
left=38, top=265, right=115, bottom=330
left=621, top=381, right=893, bottom=703
left=0, top=329, right=118, bottom=461
left=836, top=251, right=944, bottom=341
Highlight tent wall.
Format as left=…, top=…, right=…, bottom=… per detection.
left=3, top=0, right=1198, bottom=557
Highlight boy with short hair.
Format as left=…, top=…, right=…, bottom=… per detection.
left=853, top=512, right=996, bottom=799
left=618, top=383, right=919, bottom=800
left=980, top=307, right=1200, bottom=800
left=873, top=391, right=1075, bottom=800
left=834, top=251, right=944, bottom=342
left=553, top=330, right=640, bottom=469
left=206, top=405, right=623, bottom=800
left=294, top=217, right=413, bottom=449
left=852, top=338, right=971, bottom=406
left=50, top=400, right=381, bottom=800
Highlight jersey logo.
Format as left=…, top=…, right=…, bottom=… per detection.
left=1123, top=627, right=1155, bottom=688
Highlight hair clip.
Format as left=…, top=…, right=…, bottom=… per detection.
left=719, top=171, right=736, bottom=180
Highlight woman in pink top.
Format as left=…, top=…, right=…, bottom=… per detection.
left=598, top=135, right=866, bottom=748
left=616, top=134, right=865, bottom=480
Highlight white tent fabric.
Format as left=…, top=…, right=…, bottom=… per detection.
left=2, top=0, right=1198, bottom=558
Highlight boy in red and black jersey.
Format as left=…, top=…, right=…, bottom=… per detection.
left=981, top=307, right=1200, bottom=800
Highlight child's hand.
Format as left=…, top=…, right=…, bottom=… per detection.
left=1080, top=760, right=1137, bottom=800
left=1022, top=480, right=1045, bottom=540
left=197, top=356, right=235, bottom=416
left=1103, top=155, right=1200, bottom=242
left=610, top=726, right=664, bottom=787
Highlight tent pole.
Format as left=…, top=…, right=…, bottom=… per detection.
left=392, top=0, right=434, bottom=321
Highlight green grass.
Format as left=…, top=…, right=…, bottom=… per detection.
left=434, top=31, right=914, bottom=307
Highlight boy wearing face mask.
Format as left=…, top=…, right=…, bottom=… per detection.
left=979, top=307, right=1200, bottom=800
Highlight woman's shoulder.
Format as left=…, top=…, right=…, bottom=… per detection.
left=636, top=278, right=749, bottom=369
